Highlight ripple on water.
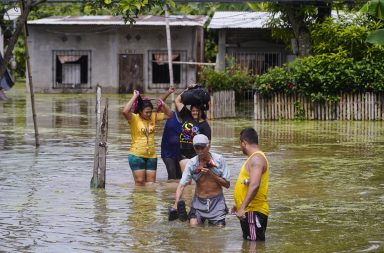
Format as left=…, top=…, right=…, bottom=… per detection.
left=1, top=92, right=384, bottom=252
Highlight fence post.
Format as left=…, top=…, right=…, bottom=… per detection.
left=91, top=85, right=109, bottom=188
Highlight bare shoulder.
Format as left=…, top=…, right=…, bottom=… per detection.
left=246, top=153, right=266, bottom=172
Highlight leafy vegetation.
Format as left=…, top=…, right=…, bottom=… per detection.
left=199, top=64, right=254, bottom=96
left=202, top=13, right=384, bottom=103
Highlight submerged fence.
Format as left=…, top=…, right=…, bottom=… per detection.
left=209, top=90, right=236, bottom=119
left=254, top=92, right=384, bottom=120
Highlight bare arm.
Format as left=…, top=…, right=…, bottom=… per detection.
left=175, top=92, right=184, bottom=113
left=160, top=100, right=173, bottom=119
left=175, top=83, right=199, bottom=113
left=173, top=183, right=186, bottom=208
left=160, top=86, right=175, bottom=102
left=201, top=168, right=230, bottom=188
left=122, top=90, right=140, bottom=121
left=236, top=155, right=265, bottom=218
left=157, top=87, right=175, bottom=119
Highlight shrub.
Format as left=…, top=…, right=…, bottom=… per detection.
left=199, top=65, right=254, bottom=94
left=255, top=51, right=384, bottom=102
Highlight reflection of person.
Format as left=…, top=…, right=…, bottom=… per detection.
left=232, top=127, right=269, bottom=241
left=160, top=87, right=182, bottom=180
left=173, top=134, right=230, bottom=226
left=122, top=90, right=172, bottom=186
left=175, top=86, right=211, bottom=172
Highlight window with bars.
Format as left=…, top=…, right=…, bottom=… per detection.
left=230, top=51, right=281, bottom=76
left=53, top=50, right=92, bottom=89
left=148, top=50, right=187, bottom=90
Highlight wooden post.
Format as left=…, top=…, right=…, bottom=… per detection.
left=164, top=5, right=175, bottom=109
left=23, top=7, right=39, bottom=147
left=91, top=85, right=108, bottom=189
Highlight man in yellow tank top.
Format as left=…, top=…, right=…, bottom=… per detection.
left=232, top=127, right=269, bottom=241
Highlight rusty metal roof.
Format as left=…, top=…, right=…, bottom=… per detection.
left=28, top=15, right=208, bottom=27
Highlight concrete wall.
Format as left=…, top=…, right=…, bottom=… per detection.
left=27, top=25, right=200, bottom=93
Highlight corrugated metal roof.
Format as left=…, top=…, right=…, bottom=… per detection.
left=208, top=11, right=274, bottom=29
left=208, top=10, right=356, bottom=29
left=28, top=15, right=208, bottom=27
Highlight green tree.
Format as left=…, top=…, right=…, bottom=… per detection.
left=248, top=1, right=367, bottom=57
left=0, top=0, right=48, bottom=82
left=84, top=0, right=173, bottom=23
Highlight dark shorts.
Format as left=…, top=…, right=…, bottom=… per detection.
left=240, top=211, right=268, bottom=241
left=128, top=154, right=157, bottom=171
left=162, top=157, right=182, bottom=179
left=189, top=193, right=228, bottom=226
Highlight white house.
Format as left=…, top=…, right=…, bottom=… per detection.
left=27, top=15, right=207, bottom=93
left=209, top=11, right=293, bottom=74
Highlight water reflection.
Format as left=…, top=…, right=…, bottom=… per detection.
left=0, top=86, right=383, bottom=252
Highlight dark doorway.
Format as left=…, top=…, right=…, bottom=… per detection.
left=119, top=54, right=143, bottom=93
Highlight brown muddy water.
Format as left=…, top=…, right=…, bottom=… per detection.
left=0, top=85, right=383, bottom=253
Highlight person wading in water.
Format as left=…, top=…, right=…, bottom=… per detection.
left=122, top=90, right=172, bottom=186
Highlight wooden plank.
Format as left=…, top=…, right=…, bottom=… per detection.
left=254, top=93, right=258, bottom=119
left=91, top=87, right=108, bottom=189
left=341, top=93, right=345, bottom=120
left=260, top=94, right=263, bottom=120
left=375, top=93, right=379, bottom=120
left=305, top=96, right=309, bottom=120
left=374, top=93, right=378, bottom=120
left=364, top=92, right=368, bottom=120
left=370, top=92, right=374, bottom=120
left=347, top=93, right=350, bottom=120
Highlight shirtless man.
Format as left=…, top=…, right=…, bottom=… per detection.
left=172, top=134, right=230, bottom=226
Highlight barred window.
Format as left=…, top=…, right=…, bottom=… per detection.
left=53, top=50, right=92, bottom=89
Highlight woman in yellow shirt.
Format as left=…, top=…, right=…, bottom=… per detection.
left=122, top=90, right=173, bottom=186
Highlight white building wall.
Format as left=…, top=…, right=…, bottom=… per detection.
left=27, top=24, right=199, bottom=93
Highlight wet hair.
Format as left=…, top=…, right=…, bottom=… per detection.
left=240, top=127, right=259, bottom=145
left=135, top=96, right=153, bottom=113
left=191, top=104, right=207, bottom=120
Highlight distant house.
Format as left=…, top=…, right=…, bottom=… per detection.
left=208, top=11, right=294, bottom=75
left=27, top=15, right=207, bottom=93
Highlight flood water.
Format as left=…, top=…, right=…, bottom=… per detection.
left=1, top=84, right=383, bottom=253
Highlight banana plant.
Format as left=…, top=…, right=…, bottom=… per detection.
left=360, top=0, right=384, bottom=44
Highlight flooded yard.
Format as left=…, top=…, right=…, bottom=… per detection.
left=0, top=85, right=383, bottom=252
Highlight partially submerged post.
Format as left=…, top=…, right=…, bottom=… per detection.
left=91, top=85, right=108, bottom=188
left=23, top=3, right=40, bottom=147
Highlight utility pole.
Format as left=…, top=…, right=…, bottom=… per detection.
left=164, top=5, right=175, bottom=109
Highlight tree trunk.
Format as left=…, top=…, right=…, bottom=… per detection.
left=0, top=0, right=29, bottom=79
left=316, top=1, right=332, bottom=23
left=0, top=0, right=46, bottom=80
left=282, top=3, right=312, bottom=57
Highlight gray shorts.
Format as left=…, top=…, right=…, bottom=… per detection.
left=189, top=193, right=228, bottom=225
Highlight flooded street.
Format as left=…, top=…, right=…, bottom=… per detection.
left=1, top=85, right=383, bottom=253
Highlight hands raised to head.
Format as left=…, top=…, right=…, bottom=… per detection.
left=133, top=90, right=140, bottom=97
left=168, top=86, right=176, bottom=94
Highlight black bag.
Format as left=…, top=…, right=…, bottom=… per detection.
left=181, top=85, right=210, bottom=108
